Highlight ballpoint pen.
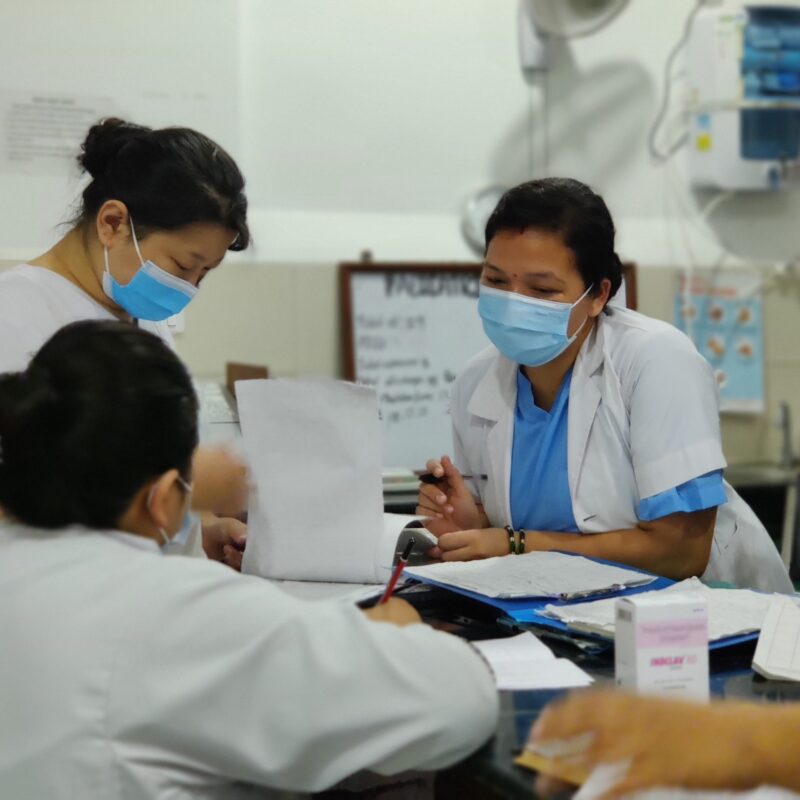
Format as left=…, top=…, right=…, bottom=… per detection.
left=418, top=472, right=487, bottom=485
left=379, top=537, right=416, bottom=604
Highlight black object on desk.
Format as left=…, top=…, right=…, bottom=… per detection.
left=409, top=585, right=786, bottom=800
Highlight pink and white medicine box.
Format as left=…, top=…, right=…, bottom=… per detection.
left=615, top=591, right=709, bottom=701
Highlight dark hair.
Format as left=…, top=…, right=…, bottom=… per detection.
left=76, top=117, right=250, bottom=251
left=0, top=321, right=198, bottom=529
left=484, top=178, right=623, bottom=300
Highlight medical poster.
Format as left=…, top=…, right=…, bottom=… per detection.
left=674, top=270, right=764, bottom=414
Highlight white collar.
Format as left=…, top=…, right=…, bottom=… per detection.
left=467, top=314, right=607, bottom=423
left=106, top=530, right=161, bottom=553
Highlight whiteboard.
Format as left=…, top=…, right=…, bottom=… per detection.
left=342, top=264, right=490, bottom=470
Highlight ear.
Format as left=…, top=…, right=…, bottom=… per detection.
left=145, top=468, right=183, bottom=532
left=588, top=278, right=612, bottom=318
left=95, top=200, right=131, bottom=249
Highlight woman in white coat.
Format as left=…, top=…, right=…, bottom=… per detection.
left=418, top=178, right=791, bottom=593
left=0, top=118, right=251, bottom=568
left=0, top=321, right=498, bottom=799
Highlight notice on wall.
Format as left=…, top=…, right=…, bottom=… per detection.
left=0, top=91, right=116, bottom=174
left=348, top=269, right=489, bottom=469
left=674, top=270, right=764, bottom=414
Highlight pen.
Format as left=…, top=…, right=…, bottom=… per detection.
left=418, top=472, right=488, bottom=485
left=379, top=537, right=415, bottom=604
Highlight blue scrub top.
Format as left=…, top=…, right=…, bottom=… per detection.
left=509, top=369, right=726, bottom=533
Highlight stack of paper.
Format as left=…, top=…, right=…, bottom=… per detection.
left=753, top=595, right=800, bottom=681
left=542, top=578, right=791, bottom=642
left=472, top=633, right=593, bottom=690
left=405, top=551, right=655, bottom=600
left=238, top=378, right=413, bottom=583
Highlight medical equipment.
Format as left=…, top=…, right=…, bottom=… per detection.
left=687, top=3, right=800, bottom=190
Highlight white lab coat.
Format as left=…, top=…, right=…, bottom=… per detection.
left=0, top=264, right=208, bottom=557
left=0, top=264, right=173, bottom=374
left=451, top=307, right=793, bottom=594
left=0, top=522, right=498, bottom=799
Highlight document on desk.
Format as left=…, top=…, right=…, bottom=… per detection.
left=405, top=551, right=655, bottom=599
left=543, top=578, right=797, bottom=642
left=238, top=378, right=392, bottom=583
left=753, top=595, right=800, bottom=681
left=472, top=633, right=593, bottom=690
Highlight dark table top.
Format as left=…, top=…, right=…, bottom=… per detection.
left=395, top=583, right=800, bottom=800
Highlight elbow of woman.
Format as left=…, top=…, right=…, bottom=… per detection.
left=666, top=534, right=713, bottom=581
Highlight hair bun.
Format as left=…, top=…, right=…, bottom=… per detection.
left=77, top=117, right=152, bottom=179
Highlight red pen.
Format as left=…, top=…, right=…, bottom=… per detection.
left=379, top=537, right=416, bottom=604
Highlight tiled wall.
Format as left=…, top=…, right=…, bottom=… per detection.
left=5, top=260, right=800, bottom=465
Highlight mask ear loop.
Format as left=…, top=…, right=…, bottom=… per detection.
left=567, top=284, right=596, bottom=343
left=146, top=483, right=171, bottom=545
left=128, top=216, right=146, bottom=265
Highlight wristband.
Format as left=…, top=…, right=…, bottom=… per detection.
left=505, top=525, right=517, bottom=555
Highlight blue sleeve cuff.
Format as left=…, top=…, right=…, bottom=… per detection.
left=637, top=470, right=726, bottom=521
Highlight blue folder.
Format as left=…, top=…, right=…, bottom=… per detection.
left=407, top=556, right=760, bottom=651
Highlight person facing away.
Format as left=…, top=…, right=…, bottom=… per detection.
left=417, top=177, right=791, bottom=594
left=0, top=116, right=256, bottom=568
left=0, top=321, right=498, bottom=800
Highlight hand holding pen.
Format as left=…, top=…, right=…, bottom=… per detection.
left=416, top=455, right=489, bottom=538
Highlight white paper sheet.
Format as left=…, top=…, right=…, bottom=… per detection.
left=577, top=762, right=800, bottom=800
left=753, top=595, right=800, bottom=681
left=405, top=552, right=655, bottom=599
left=237, top=378, right=385, bottom=582
left=472, top=633, right=593, bottom=690
left=542, top=578, right=796, bottom=642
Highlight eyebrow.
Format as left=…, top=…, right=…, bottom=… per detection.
left=483, top=261, right=566, bottom=285
left=189, top=251, right=223, bottom=269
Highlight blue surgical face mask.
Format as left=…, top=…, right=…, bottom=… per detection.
left=102, top=219, right=197, bottom=321
left=161, top=509, right=200, bottom=553
left=478, top=284, right=594, bottom=367
left=149, top=477, right=198, bottom=552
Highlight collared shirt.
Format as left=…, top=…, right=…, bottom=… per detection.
left=510, top=368, right=726, bottom=532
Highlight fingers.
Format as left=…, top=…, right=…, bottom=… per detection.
left=416, top=483, right=453, bottom=517
left=425, top=458, right=445, bottom=478
left=441, top=455, right=467, bottom=491
left=531, top=692, right=612, bottom=743
left=222, top=544, right=244, bottom=571
left=437, top=530, right=480, bottom=561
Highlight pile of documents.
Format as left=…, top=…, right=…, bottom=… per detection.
left=472, top=632, right=593, bottom=690
left=405, top=551, right=656, bottom=600
left=542, top=577, right=791, bottom=642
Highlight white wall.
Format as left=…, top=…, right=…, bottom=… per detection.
left=238, top=0, right=800, bottom=267
left=0, top=0, right=240, bottom=259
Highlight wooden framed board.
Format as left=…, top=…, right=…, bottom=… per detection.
left=340, top=261, right=637, bottom=470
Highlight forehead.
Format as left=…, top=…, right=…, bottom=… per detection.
left=485, top=229, right=578, bottom=277
left=150, top=222, right=236, bottom=257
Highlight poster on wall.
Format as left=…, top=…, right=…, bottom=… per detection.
left=0, top=91, right=117, bottom=175
left=673, top=270, right=764, bottom=414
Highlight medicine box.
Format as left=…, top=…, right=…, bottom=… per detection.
left=615, top=591, right=709, bottom=701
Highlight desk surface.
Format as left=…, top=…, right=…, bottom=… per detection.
left=399, top=584, right=800, bottom=800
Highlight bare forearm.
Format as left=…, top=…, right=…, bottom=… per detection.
left=747, top=704, right=800, bottom=792
left=521, top=526, right=709, bottom=580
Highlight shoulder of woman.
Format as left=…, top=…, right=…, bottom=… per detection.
left=601, top=308, right=698, bottom=364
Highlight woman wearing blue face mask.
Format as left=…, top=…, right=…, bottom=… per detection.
left=0, top=118, right=251, bottom=568
left=417, top=178, right=791, bottom=593
left=0, top=321, right=498, bottom=798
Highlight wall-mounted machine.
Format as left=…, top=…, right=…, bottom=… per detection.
left=687, top=3, right=800, bottom=190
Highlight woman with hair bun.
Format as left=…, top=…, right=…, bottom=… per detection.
left=0, top=321, right=498, bottom=799
left=416, top=178, right=791, bottom=593
left=0, top=117, right=251, bottom=567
